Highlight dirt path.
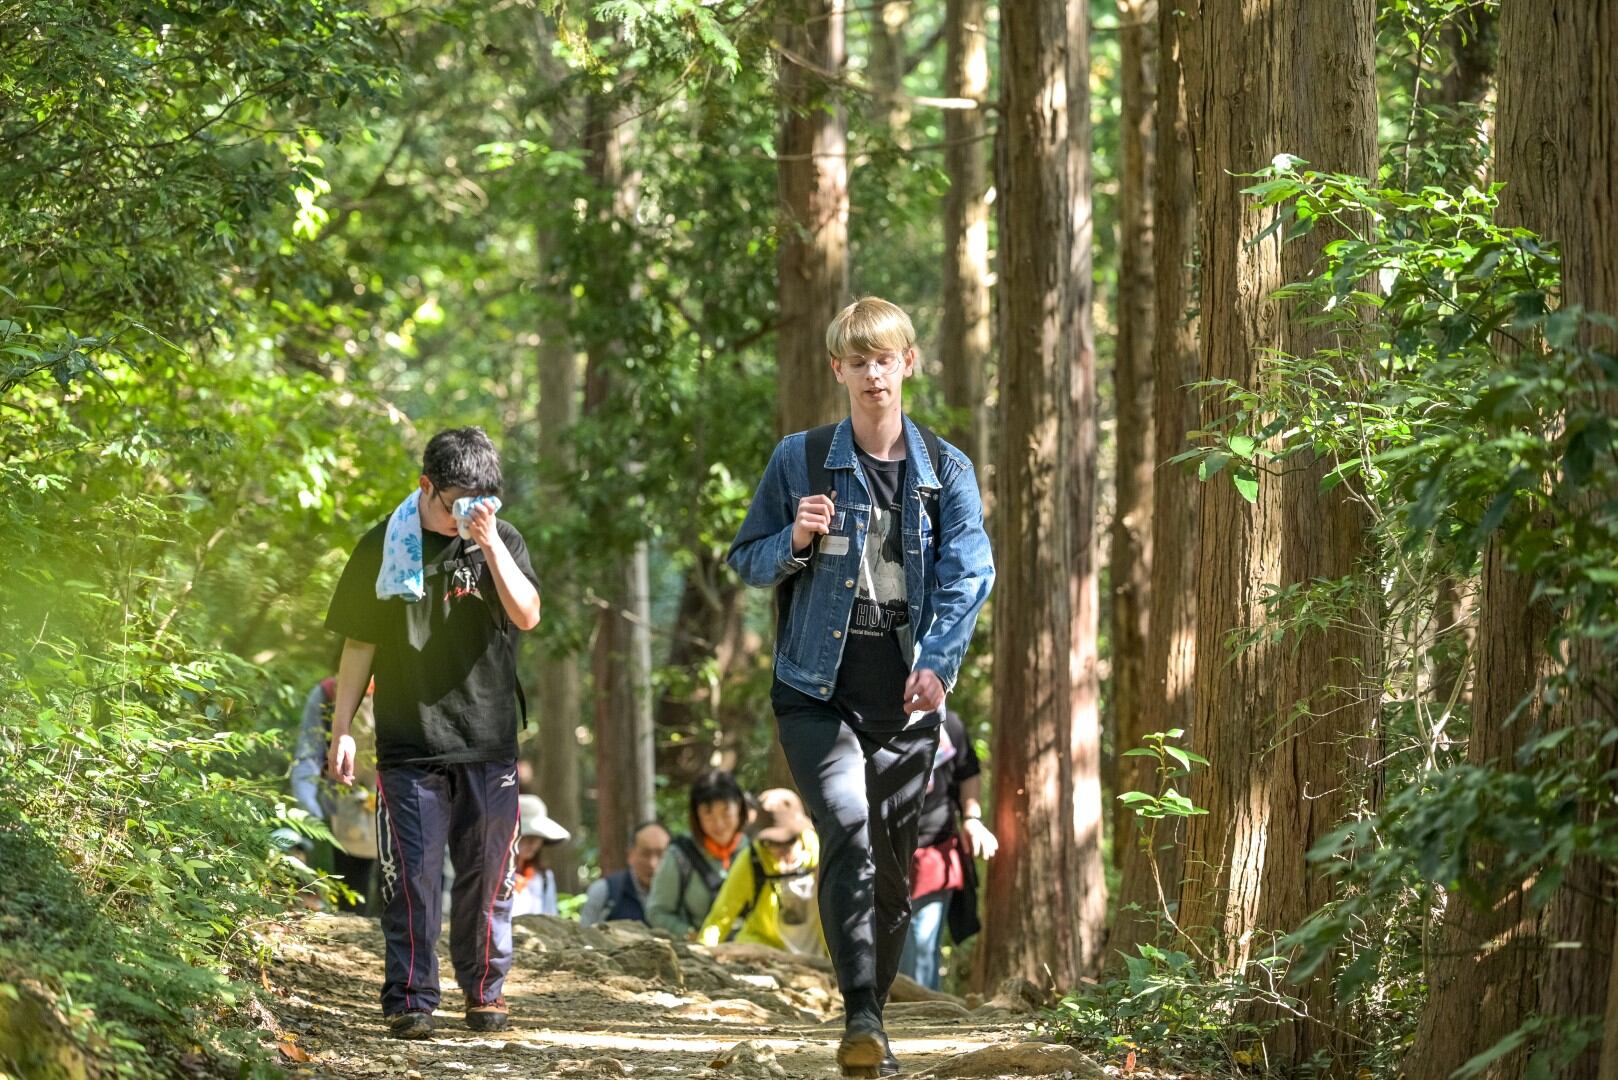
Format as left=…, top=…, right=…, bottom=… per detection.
left=261, top=913, right=1110, bottom=1079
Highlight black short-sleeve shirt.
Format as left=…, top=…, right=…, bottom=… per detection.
left=325, top=517, right=539, bottom=767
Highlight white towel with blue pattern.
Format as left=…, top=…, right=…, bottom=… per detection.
left=375, top=491, right=504, bottom=601
left=376, top=491, right=428, bottom=601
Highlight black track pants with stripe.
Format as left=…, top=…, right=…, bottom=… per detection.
left=374, top=759, right=521, bottom=1016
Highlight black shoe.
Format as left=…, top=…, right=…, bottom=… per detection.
left=465, top=996, right=509, bottom=1032
left=880, top=1048, right=901, bottom=1076
left=387, top=1010, right=435, bottom=1040
left=838, top=1014, right=889, bottom=1079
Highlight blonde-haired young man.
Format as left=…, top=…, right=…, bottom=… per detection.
left=728, top=297, right=994, bottom=1077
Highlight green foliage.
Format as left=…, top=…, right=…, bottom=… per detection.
left=1179, top=157, right=1618, bottom=1074
left=1045, top=944, right=1278, bottom=1075
left=1117, top=729, right=1210, bottom=822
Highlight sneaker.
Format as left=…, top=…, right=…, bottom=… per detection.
left=465, top=996, right=510, bottom=1032
left=837, top=1013, right=889, bottom=1079
left=387, top=1010, right=435, bottom=1040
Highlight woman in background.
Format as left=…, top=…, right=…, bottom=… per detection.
left=645, top=768, right=748, bottom=938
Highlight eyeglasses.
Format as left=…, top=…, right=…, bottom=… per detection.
left=838, top=351, right=904, bottom=374
left=429, top=486, right=455, bottom=515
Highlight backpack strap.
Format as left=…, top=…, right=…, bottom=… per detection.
left=730, top=845, right=770, bottom=939
left=804, top=422, right=838, bottom=501
left=671, top=835, right=725, bottom=926
left=731, top=845, right=815, bottom=938
left=917, top=422, right=942, bottom=479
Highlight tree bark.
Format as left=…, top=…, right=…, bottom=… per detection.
left=1176, top=2, right=1377, bottom=1067
left=1113, top=0, right=1194, bottom=970
left=1063, top=0, right=1109, bottom=987
left=532, top=246, right=583, bottom=892
left=1107, top=0, right=1157, bottom=870
left=581, top=42, right=654, bottom=875
left=767, top=0, right=850, bottom=791
left=1411, top=4, right=1617, bottom=1076
left=777, top=0, right=850, bottom=436
left=939, top=0, right=991, bottom=477
left=974, top=0, right=1106, bottom=991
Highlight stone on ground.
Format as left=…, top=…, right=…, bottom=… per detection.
left=914, top=1041, right=1105, bottom=1079
left=703, top=1040, right=789, bottom=1079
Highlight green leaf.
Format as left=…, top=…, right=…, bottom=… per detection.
left=1233, top=467, right=1259, bottom=504
left=1199, top=452, right=1231, bottom=481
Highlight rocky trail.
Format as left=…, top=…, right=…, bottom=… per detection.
left=258, top=914, right=1115, bottom=1079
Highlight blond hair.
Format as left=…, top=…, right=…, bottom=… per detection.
left=825, top=297, right=916, bottom=359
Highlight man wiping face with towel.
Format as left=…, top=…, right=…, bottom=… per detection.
left=324, top=426, right=542, bottom=1040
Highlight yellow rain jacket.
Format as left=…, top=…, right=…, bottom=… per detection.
left=699, top=828, right=826, bottom=957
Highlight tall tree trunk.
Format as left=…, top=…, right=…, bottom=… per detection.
left=532, top=242, right=583, bottom=892
left=1176, top=3, right=1376, bottom=1066
left=939, top=0, right=991, bottom=476
left=1063, top=0, right=1109, bottom=988
left=975, top=0, right=1105, bottom=991
left=1412, top=4, right=1617, bottom=1076
left=581, top=40, right=654, bottom=875
left=1107, top=0, right=1157, bottom=864
left=869, top=1, right=912, bottom=136
left=777, top=0, right=850, bottom=437
left=1113, top=0, right=1194, bottom=970
left=768, top=0, right=850, bottom=790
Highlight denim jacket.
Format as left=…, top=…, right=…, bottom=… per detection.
left=726, top=416, right=995, bottom=702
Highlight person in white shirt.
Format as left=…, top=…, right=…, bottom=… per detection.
left=510, top=795, right=570, bottom=917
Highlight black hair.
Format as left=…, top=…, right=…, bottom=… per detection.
left=688, top=769, right=746, bottom=844
left=422, top=426, right=503, bottom=496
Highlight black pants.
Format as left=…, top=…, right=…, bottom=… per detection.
left=375, top=759, right=521, bottom=1016
left=775, top=691, right=939, bottom=1005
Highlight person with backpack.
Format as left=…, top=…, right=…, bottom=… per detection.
left=699, top=789, right=824, bottom=957
left=289, top=667, right=379, bottom=913
left=646, top=769, right=748, bottom=939
left=579, top=820, right=670, bottom=926
left=727, top=298, right=994, bottom=1078
left=323, top=427, right=541, bottom=1041
left=897, top=708, right=997, bottom=990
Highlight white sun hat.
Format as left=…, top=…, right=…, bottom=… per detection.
left=519, top=794, right=571, bottom=843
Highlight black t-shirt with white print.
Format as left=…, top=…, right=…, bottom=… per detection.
left=325, top=517, right=539, bottom=767
left=830, top=448, right=916, bottom=730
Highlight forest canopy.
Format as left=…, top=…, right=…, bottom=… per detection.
left=1, top=0, right=1615, bottom=1077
